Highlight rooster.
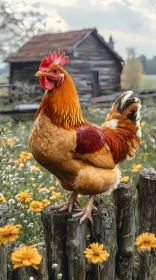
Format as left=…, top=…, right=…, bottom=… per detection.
left=29, top=51, right=141, bottom=224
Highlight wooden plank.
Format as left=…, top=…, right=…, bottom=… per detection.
left=41, top=209, right=69, bottom=280
left=66, top=218, right=87, bottom=280
left=89, top=202, right=117, bottom=280
left=113, top=184, right=135, bottom=280
left=136, top=168, right=156, bottom=280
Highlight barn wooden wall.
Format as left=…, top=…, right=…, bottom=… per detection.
left=9, top=33, right=122, bottom=100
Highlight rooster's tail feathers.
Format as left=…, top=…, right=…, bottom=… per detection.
left=102, top=91, right=142, bottom=163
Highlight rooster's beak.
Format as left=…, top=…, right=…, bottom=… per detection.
left=35, top=71, right=44, bottom=77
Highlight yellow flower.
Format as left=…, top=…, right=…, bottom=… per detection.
left=22, top=205, right=28, bottom=209
left=37, top=187, right=47, bottom=193
left=135, top=232, right=156, bottom=252
left=0, top=196, right=7, bottom=203
left=30, top=201, right=43, bottom=212
left=15, top=224, right=22, bottom=230
left=144, top=152, right=149, bottom=161
left=19, top=151, right=32, bottom=161
left=78, top=194, right=83, bottom=198
left=7, top=138, right=15, bottom=147
left=3, top=127, right=7, bottom=131
left=42, top=199, right=50, bottom=207
left=50, top=192, right=61, bottom=200
left=120, top=176, right=129, bottom=183
left=141, top=121, right=146, bottom=127
left=131, top=164, right=142, bottom=173
left=17, top=191, right=32, bottom=203
left=84, top=243, right=109, bottom=264
left=21, top=125, right=26, bottom=129
left=0, top=224, right=20, bottom=244
left=30, top=166, right=40, bottom=172
left=11, top=245, right=42, bottom=270
left=8, top=123, right=12, bottom=127
left=3, top=182, right=9, bottom=186
left=49, top=186, right=55, bottom=191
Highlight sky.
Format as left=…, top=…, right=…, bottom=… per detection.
left=5, top=0, right=156, bottom=59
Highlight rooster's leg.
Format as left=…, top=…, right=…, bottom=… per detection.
left=50, top=191, right=79, bottom=213
left=72, top=195, right=97, bottom=224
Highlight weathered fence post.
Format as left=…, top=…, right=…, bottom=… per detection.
left=0, top=204, right=8, bottom=280
left=66, top=218, right=87, bottom=280
left=41, top=209, right=69, bottom=280
left=89, top=202, right=117, bottom=280
left=113, top=183, right=135, bottom=280
left=136, top=168, right=156, bottom=280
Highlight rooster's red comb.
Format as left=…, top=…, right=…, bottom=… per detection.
left=39, top=51, right=69, bottom=71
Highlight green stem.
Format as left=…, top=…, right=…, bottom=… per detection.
left=97, top=263, right=100, bottom=280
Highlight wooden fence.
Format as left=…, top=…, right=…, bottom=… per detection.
left=0, top=168, right=156, bottom=280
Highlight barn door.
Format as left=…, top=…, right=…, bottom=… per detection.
left=92, top=71, right=100, bottom=97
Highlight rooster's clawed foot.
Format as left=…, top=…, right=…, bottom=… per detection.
left=72, top=195, right=98, bottom=224
left=49, top=191, right=79, bottom=213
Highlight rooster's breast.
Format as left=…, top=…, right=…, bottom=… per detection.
left=29, top=113, right=76, bottom=167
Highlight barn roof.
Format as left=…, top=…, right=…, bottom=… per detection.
left=5, top=28, right=123, bottom=63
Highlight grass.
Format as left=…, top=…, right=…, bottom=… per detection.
left=139, top=74, right=156, bottom=89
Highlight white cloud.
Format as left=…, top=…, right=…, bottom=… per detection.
left=4, top=0, right=70, bottom=32
left=20, top=0, right=78, bottom=7
left=100, top=28, right=156, bottom=58
left=42, top=0, right=78, bottom=7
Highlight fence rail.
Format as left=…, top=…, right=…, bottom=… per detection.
left=0, top=168, right=156, bottom=280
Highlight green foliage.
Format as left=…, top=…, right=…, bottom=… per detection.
left=140, top=55, right=156, bottom=75
left=121, top=58, right=144, bottom=90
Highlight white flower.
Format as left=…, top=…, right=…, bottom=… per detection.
left=20, top=213, right=25, bottom=218
left=8, top=199, right=15, bottom=204
left=9, top=218, right=15, bottom=223
left=52, top=264, right=58, bottom=268
left=6, top=165, right=12, bottom=171
left=23, top=220, right=27, bottom=224
left=0, top=193, right=3, bottom=197
left=28, top=223, right=34, bottom=228
left=29, top=277, right=34, bottom=280
left=17, top=203, right=22, bottom=207
left=57, top=274, right=62, bottom=280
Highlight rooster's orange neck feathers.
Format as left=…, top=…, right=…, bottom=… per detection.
left=35, top=69, right=85, bottom=129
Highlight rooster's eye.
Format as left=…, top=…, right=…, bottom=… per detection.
left=53, top=70, right=59, bottom=74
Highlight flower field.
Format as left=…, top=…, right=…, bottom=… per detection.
left=0, top=103, right=156, bottom=274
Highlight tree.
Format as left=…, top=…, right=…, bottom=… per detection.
left=0, top=1, right=46, bottom=60
left=139, top=55, right=147, bottom=73
left=121, top=48, right=144, bottom=89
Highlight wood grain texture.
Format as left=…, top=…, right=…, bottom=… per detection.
left=88, top=202, right=117, bottom=280
left=136, top=168, right=156, bottom=280
left=113, top=183, right=135, bottom=280
left=66, top=218, right=87, bottom=280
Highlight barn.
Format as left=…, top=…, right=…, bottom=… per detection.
left=5, top=28, right=123, bottom=102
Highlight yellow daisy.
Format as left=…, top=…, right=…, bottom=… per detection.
left=19, top=151, right=32, bottom=161
left=84, top=243, right=109, bottom=264
left=120, top=176, right=129, bottom=183
left=0, top=224, right=20, bottom=244
left=135, top=232, right=156, bottom=252
left=30, top=201, right=43, bottom=212
left=11, top=246, right=42, bottom=270
left=17, top=191, right=32, bottom=203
